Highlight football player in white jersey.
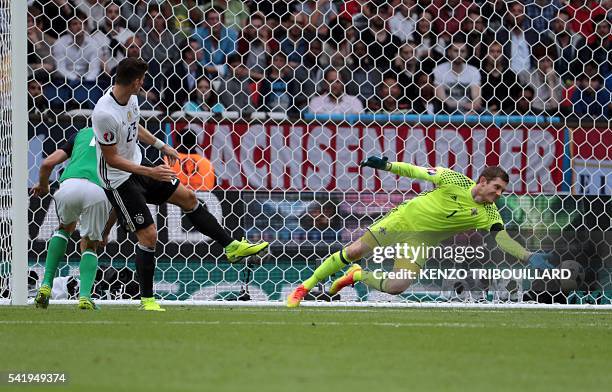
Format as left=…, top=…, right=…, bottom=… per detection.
left=92, top=58, right=269, bottom=311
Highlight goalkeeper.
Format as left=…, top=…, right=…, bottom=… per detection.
left=287, top=157, right=554, bottom=307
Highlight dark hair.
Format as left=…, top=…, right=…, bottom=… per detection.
left=115, top=58, right=148, bottom=85
left=478, top=166, right=509, bottom=183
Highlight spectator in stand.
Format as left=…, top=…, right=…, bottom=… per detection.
left=164, top=45, right=205, bottom=113
left=571, top=69, right=611, bottom=120
left=495, top=1, right=541, bottom=84
left=106, top=35, right=161, bottom=110
left=240, top=13, right=276, bottom=80
left=433, top=39, right=482, bottom=114
left=218, top=53, right=255, bottom=114
left=195, top=7, right=239, bottom=77
left=427, top=0, right=473, bottom=45
left=391, top=42, right=423, bottom=112
left=515, top=85, right=536, bottom=115
left=565, top=0, right=607, bottom=46
left=92, top=1, right=135, bottom=78
left=412, top=11, right=443, bottom=73
left=368, top=74, right=409, bottom=113
left=389, top=0, right=418, bottom=42
left=122, top=0, right=149, bottom=32
left=204, top=0, right=250, bottom=31
left=279, top=11, right=308, bottom=68
left=167, top=0, right=201, bottom=35
left=51, top=10, right=103, bottom=109
left=73, top=0, right=106, bottom=31
left=346, top=39, right=382, bottom=106
left=259, top=51, right=299, bottom=113
left=578, top=16, right=611, bottom=79
left=31, top=0, right=76, bottom=39
left=524, top=0, right=563, bottom=32
left=462, top=8, right=489, bottom=67
left=183, top=76, right=219, bottom=113
left=548, top=9, right=582, bottom=83
left=293, top=38, right=324, bottom=109
left=528, top=48, right=563, bottom=115
left=478, top=0, right=506, bottom=32
left=138, top=5, right=181, bottom=74
left=28, top=78, right=50, bottom=121
left=27, top=8, right=55, bottom=75
left=480, top=41, right=520, bottom=114
left=359, top=13, right=403, bottom=75
left=167, top=130, right=216, bottom=192
left=309, top=68, right=363, bottom=114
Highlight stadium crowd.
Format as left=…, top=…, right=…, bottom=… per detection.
left=26, top=0, right=612, bottom=119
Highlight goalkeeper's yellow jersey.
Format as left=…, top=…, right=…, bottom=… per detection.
left=388, top=163, right=504, bottom=233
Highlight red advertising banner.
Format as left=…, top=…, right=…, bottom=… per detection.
left=173, top=122, right=565, bottom=194
left=571, top=127, right=612, bottom=195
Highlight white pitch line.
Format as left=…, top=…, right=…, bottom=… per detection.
left=0, top=320, right=609, bottom=329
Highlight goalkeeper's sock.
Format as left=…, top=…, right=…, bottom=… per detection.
left=79, top=249, right=98, bottom=299
left=42, top=229, right=70, bottom=288
left=355, top=270, right=389, bottom=293
left=135, top=244, right=156, bottom=298
left=303, top=249, right=353, bottom=290
left=185, top=202, right=233, bottom=247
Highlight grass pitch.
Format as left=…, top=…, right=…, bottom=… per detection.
left=1, top=305, right=610, bottom=392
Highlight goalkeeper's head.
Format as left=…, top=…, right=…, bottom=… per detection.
left=474, top=167, right=509, bottom=203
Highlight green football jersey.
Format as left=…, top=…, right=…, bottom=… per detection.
left=389, top=163, right=503, bottom=232
left=58, top=127, right=102, bottom=187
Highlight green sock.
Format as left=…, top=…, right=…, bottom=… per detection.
left=303, top=250, right=352, bottom=290
left=42, top=230, right=70, bottom=288
left=356, top=271, right=388, bottom=293
left=79, top=250, right=98, bottom=299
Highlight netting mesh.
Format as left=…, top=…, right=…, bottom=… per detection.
left=0, top=0, right=12, bottom=298
left=18, top=0, right=612, bottom=305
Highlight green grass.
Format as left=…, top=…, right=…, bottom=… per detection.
left=1, top=306, right=611, bottom=392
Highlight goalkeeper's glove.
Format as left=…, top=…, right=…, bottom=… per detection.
left=527, top=252, right=554, bottom=270
left=360, top=156, right=391, bottom=170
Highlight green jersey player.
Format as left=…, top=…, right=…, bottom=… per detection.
left=32, top=127, right=116, bottom=310
left=287, top=156, right=554, bottom=307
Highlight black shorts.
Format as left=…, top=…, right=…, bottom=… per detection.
left=105, top=173, right=180, bottom=232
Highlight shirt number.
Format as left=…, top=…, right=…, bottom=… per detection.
left=126, top=123, right=137, bottom=143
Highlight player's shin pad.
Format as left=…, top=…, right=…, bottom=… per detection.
left=303, top=249, right=354, bottom=290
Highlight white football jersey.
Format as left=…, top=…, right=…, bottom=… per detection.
left=92, top=89, right=142, bottom=189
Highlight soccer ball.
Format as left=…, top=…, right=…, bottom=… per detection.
left=558, top=260, right=585, bottom=292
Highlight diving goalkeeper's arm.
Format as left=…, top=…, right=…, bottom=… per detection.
left=491, top=228, right=554, bottom=269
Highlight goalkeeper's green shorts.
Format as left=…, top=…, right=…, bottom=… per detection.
left=365, top=203, right=446, bottom=268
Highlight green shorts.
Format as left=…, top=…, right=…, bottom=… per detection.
left=366, top=203, right=447, bottom=268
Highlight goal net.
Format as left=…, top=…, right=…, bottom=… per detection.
left=8, top=1, right=612, bottom=306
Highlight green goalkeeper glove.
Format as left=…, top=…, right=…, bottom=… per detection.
left=360, top=156, right=391, bottom=170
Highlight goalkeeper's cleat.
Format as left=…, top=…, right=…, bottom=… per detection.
left=225, top=238, right=269, bottom=263
left=140, top=297, right=166, bottom=312
left=286, top=284, right=309, bottom=308
left=77, top=297, right=99, bottom=310
left=34, top=285, right=51, bottom=309
left=329, top=264, right=362, bottom=296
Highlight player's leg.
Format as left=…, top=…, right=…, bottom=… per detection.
left=77, top=237, right=100, bottom=310
left=35, top=184, right=79, bottom=309
left=75, top=194, right=110, bottom=310
left=354, top=256, right=421, bottom=295
left=105, top=179, right=165, bottom=311
left=286, top=237, right=373, bottom=307
left=34, top=222, right=76, bottom=309
left=166, top=183, right=269, bottom=262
